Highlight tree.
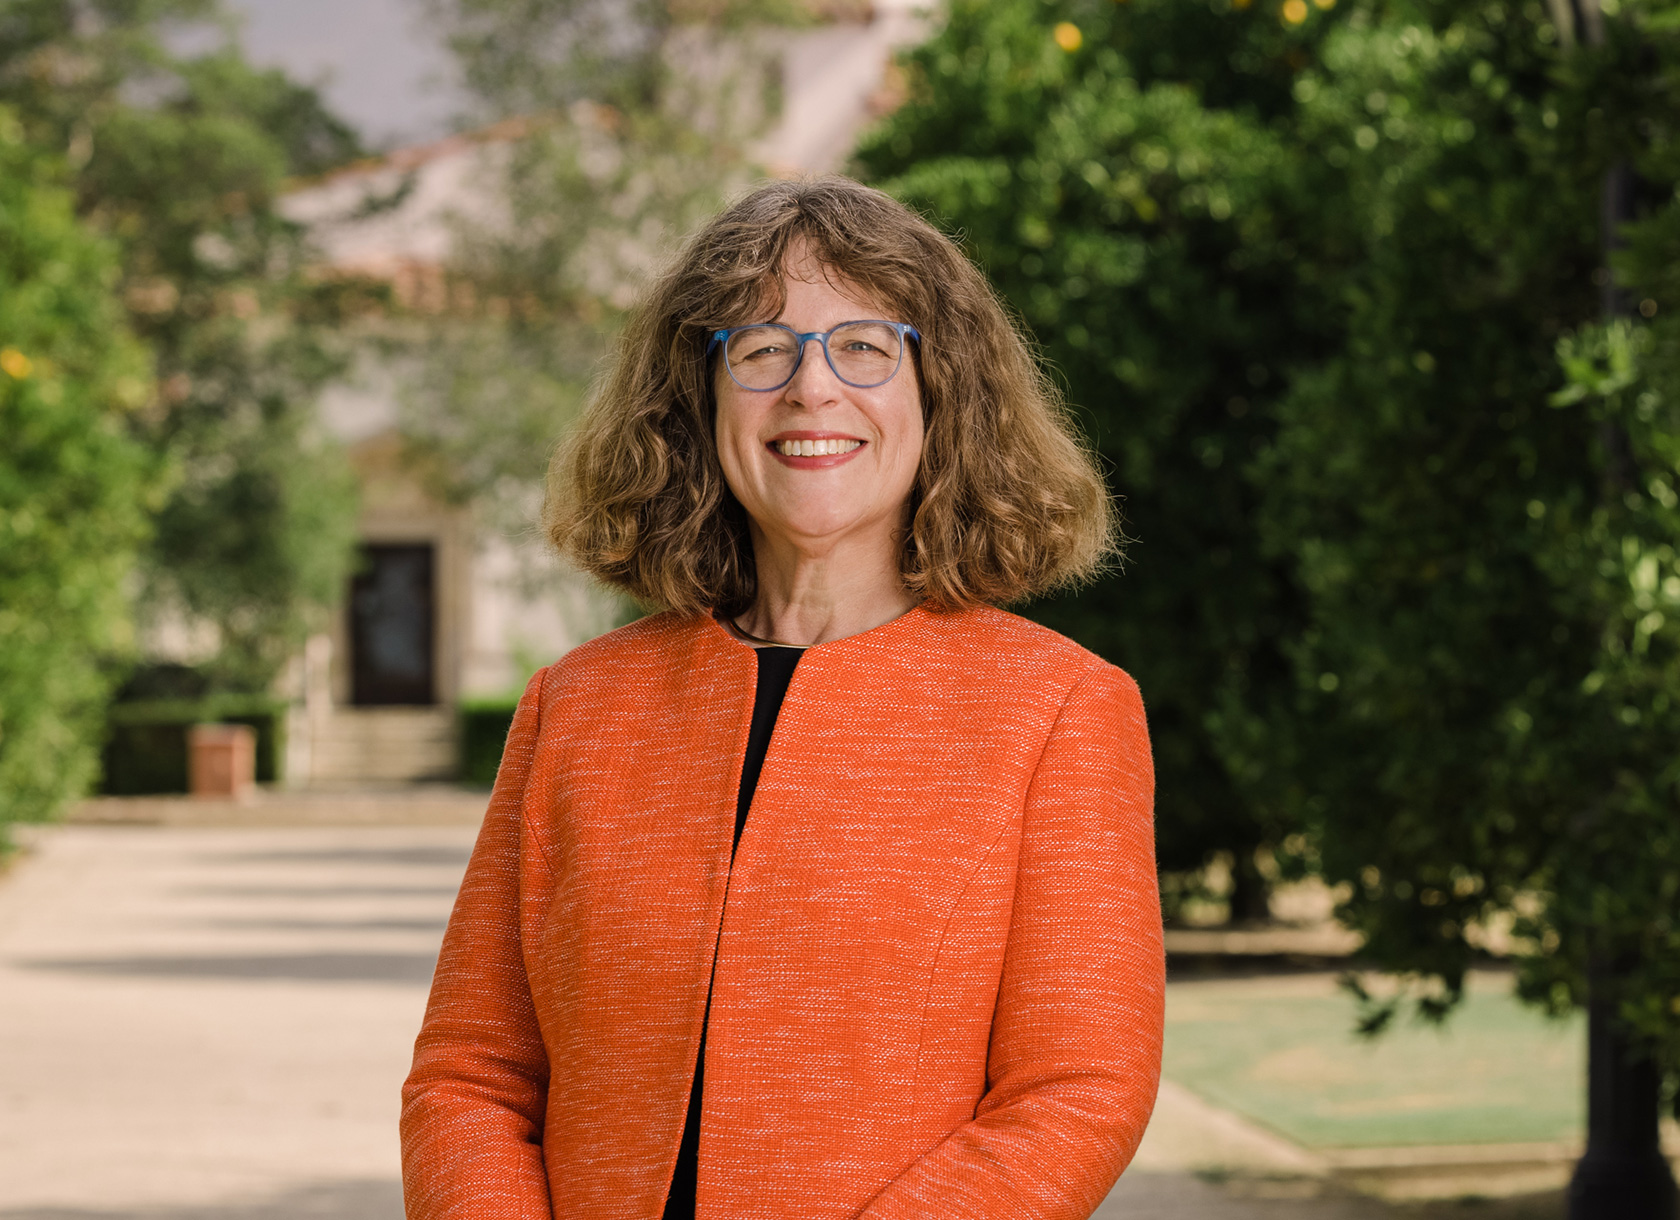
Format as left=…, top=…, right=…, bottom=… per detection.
left=858, top=0, right=1680, bottom=1207
left=1252, top=9, right=1680, bottom=1212
left=854, top=0, right=1342, bottom=918
left=402, top=0, right=800, bottom=542
left=0, top=110, right=162, bottom=831
left=0, top=0, right=368, bottom=691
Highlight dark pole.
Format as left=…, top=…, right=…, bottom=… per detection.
left=1559, top=2, right=1679, bottom=1215
left=1568, top=955, right=1677, bottom=1218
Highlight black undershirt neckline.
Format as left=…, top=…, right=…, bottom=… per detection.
left=662, top=645, right=804, bottom=1220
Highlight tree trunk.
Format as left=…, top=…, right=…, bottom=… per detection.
left=1225, top=848, right=1272, bottom=926
left=1568, top=955, right=1677, bottom=1220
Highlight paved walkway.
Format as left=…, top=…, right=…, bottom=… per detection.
left=0, top=820, right=1556, bottom=1219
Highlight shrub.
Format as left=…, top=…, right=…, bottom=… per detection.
left=459, top=699, right=520, bottom=788
left=0, top=111, right=160, bottom=832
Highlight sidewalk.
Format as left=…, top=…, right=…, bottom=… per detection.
left=0, top=799, right=1564, bottom=1219
left=0, top=821, right=465, bottom=1216
left=65, top=788, right=488, bottom=828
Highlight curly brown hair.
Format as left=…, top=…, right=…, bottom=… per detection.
left=544, top=175, right=1116, bottom=615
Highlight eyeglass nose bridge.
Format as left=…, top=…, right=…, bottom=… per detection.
left=776, top=330, right=828, bottom=387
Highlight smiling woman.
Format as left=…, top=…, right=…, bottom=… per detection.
left=399, top=177, right=1164, bottom=1220
left=544, top=175, right=1117, bottom=625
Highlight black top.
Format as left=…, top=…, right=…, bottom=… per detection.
left=662, top=646, right=803, bottom=1220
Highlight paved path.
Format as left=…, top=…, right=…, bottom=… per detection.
left=0, top=825, right=464, bottom=1217
left=0, top=822, right=1550, bottom=1219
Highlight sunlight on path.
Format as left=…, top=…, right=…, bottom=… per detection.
left=0, top=825, right=474, bottom=1215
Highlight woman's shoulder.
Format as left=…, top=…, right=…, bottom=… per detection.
left=855, top=603, right=1144, bottom=730
left=945, top=609, right=1149, bottom=753
left=531, top=611, right=720, bottom=700
left=555, top=609, right=702, bottom=663
left=918, top=604, right=1134, bottom=685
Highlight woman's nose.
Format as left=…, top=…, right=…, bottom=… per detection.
left=783, top=337, right=842, bottom=405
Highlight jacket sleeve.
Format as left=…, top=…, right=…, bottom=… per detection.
left=401, top=666, right=556, bottom=1220
left=856, top=663, right=1164, bottom=1220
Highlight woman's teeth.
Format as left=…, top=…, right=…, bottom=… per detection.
left=775, top=438, right=861, bottom=457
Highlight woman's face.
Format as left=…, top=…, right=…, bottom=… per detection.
left=713, top=243, right=924, bottom=561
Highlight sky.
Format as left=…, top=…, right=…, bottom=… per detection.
left=220, top=0, right=468, bottom=149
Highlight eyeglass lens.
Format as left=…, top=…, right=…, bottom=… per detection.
left=724, top=322, right=905, bottom=390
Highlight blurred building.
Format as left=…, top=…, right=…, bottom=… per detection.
left=275, top=3, right=927, bottom=787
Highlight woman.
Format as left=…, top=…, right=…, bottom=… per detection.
left=400, top=176, right=1163, bottom=1220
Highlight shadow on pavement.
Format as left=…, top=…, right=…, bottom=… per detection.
left=178, top=884, right=461, bottom=900
left=1100, top=1172, right=1564, bottom=1220
left=0, top=1179, right=403, bottom=1220
left=203, top=916, right=449, bottom=933
left=196, top=846, right=472, bottom=868
left=16, top=951, right=438, bottom=984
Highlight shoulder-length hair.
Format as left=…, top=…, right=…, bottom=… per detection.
left=545, top=175, right=1116, bottom=616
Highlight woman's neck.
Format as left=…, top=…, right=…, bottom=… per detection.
left=735, top=528, right=917, bottom=647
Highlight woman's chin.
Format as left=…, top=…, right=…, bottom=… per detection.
left=756, top=506, right=891, bottom=555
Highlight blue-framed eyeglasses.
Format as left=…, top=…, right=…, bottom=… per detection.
left=707, top=320, right=921, bottom=392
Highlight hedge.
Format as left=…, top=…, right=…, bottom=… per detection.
left=101, top=696, right=284, bottom=795
left=459, top=699, right=520, bottom=788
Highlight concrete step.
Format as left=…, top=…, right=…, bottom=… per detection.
left=307, top=707, right=459, bottom=784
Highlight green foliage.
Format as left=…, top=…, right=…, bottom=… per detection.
left=428, top=0, right=806, bottom=119
left=1523, top=320, right=1680, bottom=1067
left=858, top=0, right=1680, bottom=1079
left=856, top=0, right=1336, bottom=909
left=0, top=111, right=161, bottom=827
left=0, top=0, right=366, bottom=691
left=458, top=698, right=521, bottom=786
left=404, top=0, right=797, bottom=532
left=1246, top=5, right=1605, bottom=1025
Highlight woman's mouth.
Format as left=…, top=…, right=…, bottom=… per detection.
left=772, top=438, right=863, bottom=457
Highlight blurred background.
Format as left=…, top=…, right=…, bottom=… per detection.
left=3, top=0, right=1680, bottom=1217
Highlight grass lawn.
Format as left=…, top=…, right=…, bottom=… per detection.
left=1162, top=968, right=1584, bottom=1149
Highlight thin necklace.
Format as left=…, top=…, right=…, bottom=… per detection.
left=728, top=618, right=809, bottom=648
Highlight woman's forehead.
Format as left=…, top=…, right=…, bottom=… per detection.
left=751, top=247, right=897, bottom=323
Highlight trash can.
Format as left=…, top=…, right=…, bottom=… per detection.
left=188, top=723, right=257, bottom=801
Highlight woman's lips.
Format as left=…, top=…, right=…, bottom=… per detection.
left=766, top=435, right=866, bottom=468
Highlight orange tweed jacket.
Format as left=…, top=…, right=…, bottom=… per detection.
left=401, top=604, right=1163, bottom=1220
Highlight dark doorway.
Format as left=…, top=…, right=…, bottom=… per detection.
left=349, top=543, right=436, bottom=706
